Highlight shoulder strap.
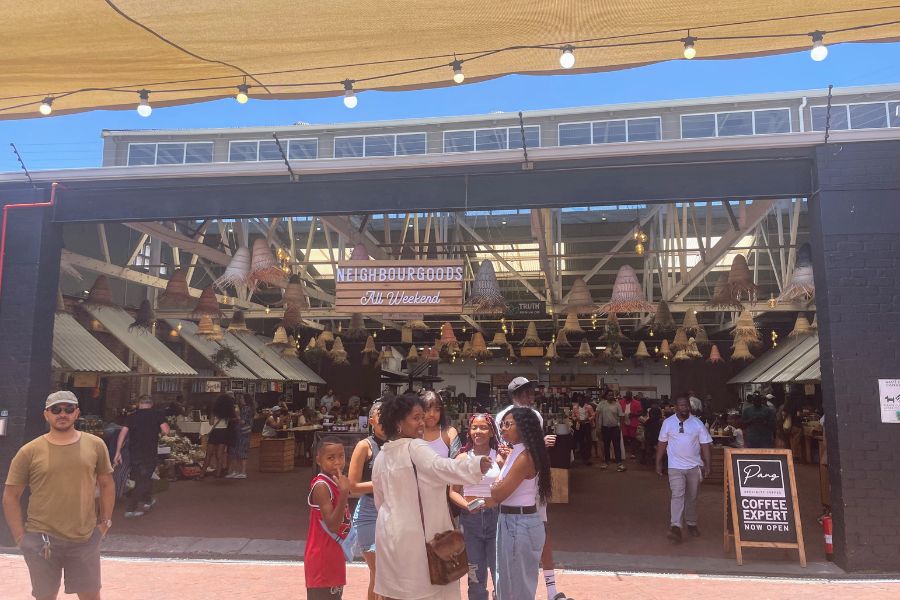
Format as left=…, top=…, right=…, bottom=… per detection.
left=408, top=444, right=428, bottom=539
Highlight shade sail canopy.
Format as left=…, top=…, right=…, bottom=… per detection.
left=4, top=1, right=900, bottom=119
left=53, top=313, right=130, bottom=373
left=83, top=305, right=197, bottom=376
left=165, top=319, right=258, bottom=380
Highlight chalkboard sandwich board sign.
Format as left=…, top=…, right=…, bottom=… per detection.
left=723, top=448, right=806, bottom=567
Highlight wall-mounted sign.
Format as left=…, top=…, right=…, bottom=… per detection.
left=205, top=380, right=222, bottom=393
left=231, top=380, right=245, bottom=392
left=878, top=379, right=900, bottom=423
left=73, top=373, right=99, bottom=388
left=335, top=260, right=464, bottom=314
left=297, top=381, right=309, bottom=392
left=505, top=301, right=547, bottom=319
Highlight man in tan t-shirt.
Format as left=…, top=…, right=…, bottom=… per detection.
left=3, top=390, right=115, bottom=600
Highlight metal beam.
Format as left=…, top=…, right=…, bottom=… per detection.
left=320, top=215, right=388, bottom=259
left=531, top=208, right=557, bottom=306
left=97, top=224, right=110, bottom=263
left=126, top=222, right=228, bottom=266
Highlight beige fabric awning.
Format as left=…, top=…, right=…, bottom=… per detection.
left=3, top=1, right=900, bottom=119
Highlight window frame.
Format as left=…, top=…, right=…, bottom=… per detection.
left=679, top=107, right=794, bottom=138
left=228, top=138, right=319, bottom=162
left=809, top=104, right=849, bottom=132
left=847, top=102, right=890, bottom=130
left=443, top=125, right=541, bottom=153
left=333, top=132, right=428, bottom=158
left=127, top=141, right=215, bottom=166
left=557, top=116, right=662, bottom=145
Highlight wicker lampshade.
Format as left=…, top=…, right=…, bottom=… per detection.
left=652, top=300, right=676, bottom=332
left=469, top=260, right=506, bottom=314
left=609, top=343, right=624, bottom=362
left=491, top=331, right=509, bottom=346
left=407, top=319, right=429, bottom=331
left=192, top=285, right=223, bottom=320
left=330, top=337, right=349, bottom=365
left=305, top=337, right=317, bottom=352
left=687, top=337, right=702, bottom=359
left=459, top=341, right=474, bottom=360
left=789, top=313, right=813, bottom=337
left=249, top=238, right=287, bottom=287
left=634, top=340, right=651, bottom=359
left=671, top=327, right=689, bottom=350
left=128, top=299, right=156, bottom=334
left=603, top=313, right=626, bottom=343
left=214, top=245, right=251, bottom=290
left=566, top=278, right=596, bottom=315
left=362, top=334, right=378, bottom=355
left=208, top=323, right=224, bottom=342
left=227, top=309, right=251, bottom=332
left=281, top=304, right=303, bottom=330
left=401, top=325, right=413, bottom=344
left=86, top=275, right=114, bottom=306
left=521, top=321, right=542, bottom=346
left=731, top=338, right=754, bottom=361
left=562, top=311, right=583, bottom=334
left=345, top=313, right=367, bottom=340
left=659, top=339, right=672, bottom=359
left=694, top=326, right=709, bottom=346
left=707, top=273, right=743, bottom=310
left=426, top=346, right=440, bottom=363
left=158, top=269, right=193, bottom=309
left=281, top=275, right=307, bottom=310
left=438, top=322, right=459, bottom=354
left=673, top=349, right=690, bottom=361
left=406, top=345, right=419, bottom=363
left=545, top=342, right=558, bottom=361
left=196, top=315, right=216, bottom=337
left=268, top=326, right=290, bottom=347
left=594, top=348, right=611, bottom=364
left=681, top=310, right=700, bottom=333
left=349, top=243, right=370, bottom=261
left=726, top=254, right=757, bottom=304
left=555, top=328, right=570, bottom=348
left=598, top=265, right=655, bottom=314
left=281, top=338, right=299, bottom=358
left=779, top=242, right=815, bottom=302
left=708, top=344, right=724, bottom=363
left=319, top=323, right=335, bottom=344
left=507, top=344, right=518, bottom=363
left=471, top=332, right=490, bottom=357
left=575, top=340, right=593, bottom=361
left=732, top=310, right=760, bottom=346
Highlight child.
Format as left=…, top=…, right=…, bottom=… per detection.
left=305, top=437, right=351, bottom=599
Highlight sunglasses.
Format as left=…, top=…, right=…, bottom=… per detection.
left=48, top=405, right=77, bottom=415
left=679, top=421, right=685, bottom=433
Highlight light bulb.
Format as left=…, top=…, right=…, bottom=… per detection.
left=38, top=97, right=53, bottom=116
left=559, top=45, right=576, bottom=69
left=235, top=84, right=249, bottom=104
left=635, top=242, right=645, bottom=256
left=451, top=60, right=465, bottom=84
left=810, top=31, right=828, bottom=62
left=682, top=36, right=697, bottom=60
left=137, top=90, right=152, bottom=117
left=342, top=80, right=357, bottom=109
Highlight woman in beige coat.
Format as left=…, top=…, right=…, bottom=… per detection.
left=373, top=393, right=491, bottom=600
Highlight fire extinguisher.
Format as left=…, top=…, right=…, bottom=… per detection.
left=823, top=515, right=833, bottom=561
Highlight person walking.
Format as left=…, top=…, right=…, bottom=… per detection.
left=572, top=395, right=595, bottom=466
left=656, top=397, right=712, bottom=544
left=742, top=394, right=776, bottom=449
left=597, top=391, right=626, bottom=472
left=492, top=407, right=552, bottom=600
left=3, top=391, right=115, bottom=600
left=619, top=393, right=642, bottom=459
left=202, top=394, right=237, bottom=478
left=373, top=393, right=491, bottom=600
left=113, top=394, right=170, bottom=517
left=421, top=389, right=460, bottom=458
left=227, top=394, right=255, bottom=479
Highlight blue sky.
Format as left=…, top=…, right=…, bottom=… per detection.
left=1, top=42, right=898, bottom=173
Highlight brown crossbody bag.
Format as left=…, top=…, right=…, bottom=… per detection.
left=409, top=447, right=469, bottom=585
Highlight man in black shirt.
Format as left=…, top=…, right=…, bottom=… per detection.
left=114, top=395, right=169, bottom=518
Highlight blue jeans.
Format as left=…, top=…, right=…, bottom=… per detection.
left=459, top=507, right=498, bottom=600
left=495, top=512, right=544, bottom=600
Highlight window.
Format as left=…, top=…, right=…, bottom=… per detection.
left=682, top=108, right=791, bottom=138
left=364, top=135, right=396, bottom=157
left=810, top=103, right=892, bottom=132
left=890, top=102, right=900, bottom=128
left=627, top=117, right=662, bottom=141
left=396, top=133, right=427, bottom=155
left=560, top=118, right=660, bottom=145
left=593, top=120, right=627, bottom=143
left=127, top=142, right=214, bottom=166
left=475, top=128, right=508, bottom=151
left=229, top=141, right=258, bottom=162
left=133, top=241, right=168, bottom=275
left=334, top=137, right=364, bottom=158
left=445, top=126, right=541, bottom=153
left=444, top=130, right=475, bottom=153
left=258, top=140, right=283, bottom=161
left=717, top=111, right=753, bottom=137
left=810, top=105, right=848, bottom=131
left=849, top=103, right=888, bottom=130
left=559, top=123, right=592, bottom=146
left=333, top=133, right=427, bottom=158
left=288, top=139, right=318, bottom=160
left=509, top=126, right=540, bottom=149
left=754, top=109, right=791, bottom=134
left=230, top=138, right=319, bottom=161
left=681, top=114, right=716, bottom=139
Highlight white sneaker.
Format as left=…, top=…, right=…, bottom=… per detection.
left=225, top=472, right=238, bottom=479
left=124, top=511, right=145, bottom=519
left=143, top=498, right=157, bottom=511
left=234, top=473, right=247, bottom=479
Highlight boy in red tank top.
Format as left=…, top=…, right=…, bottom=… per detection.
left=305, top=437, right=351, bottom=599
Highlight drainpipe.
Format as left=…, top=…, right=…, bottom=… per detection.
left=798, top=96, right=808, bottom=132
left=0, top=182, right=59, bottom=298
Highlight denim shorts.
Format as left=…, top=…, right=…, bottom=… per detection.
left=20, top=528, right=102, bottom=598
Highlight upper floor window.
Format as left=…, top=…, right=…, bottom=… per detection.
left=443, top=126, right=540, bottom=153
left=810, top=102, right=899, bottom=132
left=558, top=117, right=660, bottom=146
left=681, top=108, right=791, bottom=139
left=127, top=142, right=214, bottom=166
left=334, top=132, right=427, bottom=158
left=229, top=138, right=319, bottom=162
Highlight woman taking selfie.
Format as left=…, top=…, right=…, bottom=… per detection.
left=348, top=400, right=387, bottom=600
left=421, top=390, right=460, bottom=458
left=373, top=393, right=492, bottom=600
left=449, top=414, right=505, bottom=600
left=492, top=407, right=552, bottom=600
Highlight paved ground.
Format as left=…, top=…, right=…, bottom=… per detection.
left=2, top=554, right=899, bottom=600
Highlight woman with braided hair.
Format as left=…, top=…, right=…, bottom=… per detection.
left=491, top=407, right=552, bottom=599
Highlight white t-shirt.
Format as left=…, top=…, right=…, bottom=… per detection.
left=658, top=415, right=712, bottom=470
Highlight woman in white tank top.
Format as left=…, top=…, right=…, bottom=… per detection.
left=421, top=390, right=459, bottom=457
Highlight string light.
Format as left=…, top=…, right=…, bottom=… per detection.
left=38, top=97, right=53, bottom=116
left=682, top=35, right=697, bottom=60
left=235, top=83, right=249, bottom=104
left=342, top=80, right=358, bottom=109
left=559, top=45, right=576, bottom=69
left=451, top=60, right=465, bottom=84
left=136, top=90, right=152, bottom=117
left=810, top=31, right=828, bottom=61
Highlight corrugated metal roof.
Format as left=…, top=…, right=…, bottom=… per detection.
left=772, top=341, right=820, bottom=384
left=753, top=335, right=819, bottom=384
left=230, top=331, right=324, bottom=384
left=83, top=305, right=196, bottom=376
left=165, top=320, right=257, bottom=380
left=220, top=331, right=287, bottom=381
left=796, top=361, right=821, bottom=383
left=53, top=312, right=130, bottom=373
left=727, top=336, right=806, bottom=386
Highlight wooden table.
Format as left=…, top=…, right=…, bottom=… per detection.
left=259, top=437, right=294, bottom=473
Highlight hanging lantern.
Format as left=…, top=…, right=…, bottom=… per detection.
left=208, top=323, right=224, bottom=342
left=491, top=331, right=509, bottom=346
left=281, top=274, right=308, bottom=309
left=85, top=275, right=114, bottom=306
left=469, top=260, right=507, bottom=314
left=575, top=340, right=594, bottom=361
left=281, top=304, right=303, bottom=330
left=507, top=344, right=519, bottom=364
left=732, top=310, right=760, bottom=346
left=731, top=338, right=754, bottom=361
left=521, top=321, right=542, bottom=346
left=707, top=273, right=743, bottom=310
left=789, top=313, right=813, bottom=337
left=349, top=243, right=370, bottom=261
left=545, top=342, right=558, bottom=361
left=407, top=318, right=429, bottom=331
left=566, top=277, right=596, bottom=315
left=192, top=285, right=223, bottom=320
left=268, top=326, right=290, bottom=347
left=594, top=347, right=611, bottom=365
left=437, top=322, right=459, bottom=354
left=319, top=323, right=335, bottom=344
left=460, top=341, right=474, bottom=360
left=597, top=265, right=655, bottom=314
left=779, top=242, right=815, bottom=303
left=687, top=337, right=702, bottom=359
left=196, top=315, right=216, bottom=337
left=651, top=300, right=676, bottom=332
left=681, top=310, right=700, bottom=333
left=214, top=245, right=251, bottom=291
left=406, top=345, right=419, bottom=363
left=671, top=327, right=689, bottom=350
left=227, top=309, right=252, bottom=333
left=673, top=349, right=690, bottom=361
left=659, top=339, right=672, bottom=359
left=128, top=299, right=156, bottom=334
left=634, top=340, right=651, bottom=360
left=249, top=238, right=287, bottom=287
left=603, top=313, right=626, bottom=343
left=345, top=313, right=367, bottom=340
left=562, top=311, right=583, bottom=334
left=426, top=346, right=440, bottom=363
left=401, top=326, right=413, bottom=345
left=158, top=268, right=194, bottom=309
left=708, top=344, right=725, bottom=363
left=555, top=328, right=569, bottom=348
left=362, top=334, right=378, bottom=357
left=726, top=254, right=757, bottom=305
left=471, top=332, right=491, bottom=360
left=609, top=343, right=624, bottom=362
left=281, top=338, right=299, bottom=358
left=694, top=325, right=709, bottom=346
left=330, top=337, right=349, bottom=365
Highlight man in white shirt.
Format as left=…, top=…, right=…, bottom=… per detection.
left=319, top=389, right=335, bottom=413
left=656, top=396, right=712, bottom=544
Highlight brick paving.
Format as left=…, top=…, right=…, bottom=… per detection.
left=1, top=554, right=899, bottom=600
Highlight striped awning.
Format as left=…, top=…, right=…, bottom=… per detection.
left=53, top=312, right=130, bottom=373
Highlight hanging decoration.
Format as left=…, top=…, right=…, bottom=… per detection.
left=330, top=336, right=349, bottom=365
left=732, top=310, right=761, bottom=347
left=401, top=325, right=413, bottom=345
left=214, top=245, right=251, bottom=291
left=85, top=275, right=114, bottom=306
left=633, top=227, right=648, bottom=256
left=281, top=274, right=308, bottom=309
left=594, top=347, right=611, bottom=365
left=437, top=322, right=460, bottom=354
left=319, top=323, right=335, bottom=344
left=673, top=349, right=690, bottom=361
left=281, top=304, right=303, bottom=330
left=459, top=341, right=474, bottom=360
left=562, top=311, right=583, bottom=334
left=196, top=314, right=216, bottom=337
left=565, top=277, right=596, bottom=315
left=268, top=326, right=291, bottom=347
left=779, top=242, right=815, bottom=303
left=208, top=323, right=224, bottom=341
left=609, top=343, right=624, bottom=362
left=403, top=345, right=418, bottom=364
left=671, top=327, right=689, bottom=351
left=731, top=338, right=755, bottom=361
left=602, top=313, right=626, bottom=343
left=158, top=268, right=193, bottom=309
left=651, top=300, right=676, bottom=332
left=789, top=313, right=813, bottom=337
left=426, top=346, right=440, bottom=363
left=521, top=321, right=542, bottom=346
left=468, top=260, right=507, bottom=314
left=726, top=254, right=758, bottom=305
left=575, top=340, right=593, bottom=362
left=349, top=242, right=370, bottom=261
left=471, top=332, right=491, bottom=360
left=659, top=339, right=672, bottom=359
left=681, top=310, right=700, bottom=333
left=362, top=335, right=379, bottom=365
left=227, top=309, right=252, bottom=333
left=708, top=344, right=725, bottom=363
left=249, top=238, right=287, bottom=287
left=281, top=336, right=299, bottom=357
left=634, top=340, right=651, bottom=360
left=192, top=285, right=223, bottom=320
left=687, top=337, right=703, bottom=359
left=507, top=344, right=518, bottom=364
left=407, top=318, right=429, bottom=331
left=491, top=331, right=509, bottom=347
left=128, top=299, right=156, bottom=334
left=694, top=325, right=709, bottom=346
left=707, top=273, right=742, bottom=310
left=345, top=312, right=368, bottom=340
left=597, top=265, right=655, bottom=314
left=545, top=341, right=558, bottom=361
left=555, top=328, right=570, bottom=348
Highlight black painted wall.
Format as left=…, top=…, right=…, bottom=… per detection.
left=810, top=140, right=900, bottom=572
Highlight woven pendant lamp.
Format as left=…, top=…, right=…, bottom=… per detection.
left=192, top=285, right=223, bottom=320
left=469, top=260, right=506, bottom=314
left=159, top=269, right=193, bottom=309
left=575, top=340, right=594, bottom=362
left=545, top=342, right=558, bottom=361
left=345, top=313, right=367, bottom=340
left=438, top=322, right=459, bottom=354
left=733, top=310, right=760, bottom=346
left=349, top=243, right=370, bottom=261
left=491, top=331, right=509, bottom=346
left=196, top=315, right=216, bottom=337
left=320, top=323, right=335, bottom=344
left=406, top=345, right=419, bottom=363
left=249, top=238, right=287, bottom=287
left=708, top=344, right=724, bottom=363
left=671, top=327, right=689, bottom=350
left=460, top=341, right=474, bottom=360
left=789, top=313, right=813, bottom=337
left=268, top=326, right=290, bottom=347
left=603, top=313, right=626, bottom=343
left=521, top=321, right=542, bottom=346
left=779, top=242, right=815, bottom=302
left=651, top=300, right=676, bottom=332
left=362, top=334, right=378, bottom=356
left=214, top=245, right=251, bottom=291
left=609, top=343, right=624, bottom=362
left=707, top=273, right=743, bottom=310
left=86, top=275, right=114, bottom=306
left=726, top=254, right=757, bottom=304
left=281, top=275, right=308, bottom=309
left=594, top=348, right=611, bottom=365
left=507, top=344, right=519, bottom=364
left=566, top=277, right=596, bottom=315
left=305, top=337, right=317, bottom=352
left=562, top=311, right=583, bottom=334
left=634, top=340, right=651, bottom=360
left=731, top=338, right=754, bottom=361
left=128, top=299, right=156, bottom=334
left=673, top=349, right=690, bottom=361
left=315, top=331, right=330, bottom=351
left=281, top=304, right=303, bottom=330
left=227, top=309, right=252, bottom=333
left=659, top=339, right=672, bottom=359
left=330, top=337, right=349, bottom=365
left=598, top=265, right=655, bottom=314
left=425, top=346, right=440, bottom=363
left=208, top=323, right=224, bottom=342
left=401, top=326, right=413, bottom=345
left=407, top=318, right=429, bottom=331
left=281, top=339, right=299, bottom=358
left=810, top=313, right=818, bottom=331
left=694, top=326, right=709, bottom=346
left=681, top=310, right=700, bottom=333
left=472, top=332, right=491, bottom=360
left=555, top=328, right=570, bottom=348
left=687, top=337, right=702, bottom=359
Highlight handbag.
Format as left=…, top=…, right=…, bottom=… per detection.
left=409, top=447, right=469, bottom=585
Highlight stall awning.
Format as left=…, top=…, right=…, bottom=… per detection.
left=796, top=360, right=821, bottom=383
left=53, top=312, right=130, bottom=373
left=82, top=305, right=196, bottom=376
left=772, top=341, right=820, bottom=384
left=220, top=331, right=287, bottom=381
left=230, top=331, right=324, bottom=384
left=727, top=336, right=807, bottom=386
left=752, top=335, right=819, bottom=384
left=165, top=320, right=257, bottom=380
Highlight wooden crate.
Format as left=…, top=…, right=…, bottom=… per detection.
left=259, top=437, right=294, bottom=472
left=250, top=432, right=261, bottom=449
left=550, top=467, right=569, bottom=504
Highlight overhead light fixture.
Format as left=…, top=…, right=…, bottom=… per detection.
left=235, top=83, right=250, bottom=104
left=136, top=90, right=152, bottom=117
left=342, top=80, right=358, bottom=109
left=682, top=36, right=697, bottom=60
left=451, top=60, right=465, bottom=84
left=810, top=31, right=828, bottom=62
left=39, top=97, right=53, bottom=116
left=559, top=45, right=576, bottom=69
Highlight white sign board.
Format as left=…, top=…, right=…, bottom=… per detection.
left=878, top=379, right=900, bottom=423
